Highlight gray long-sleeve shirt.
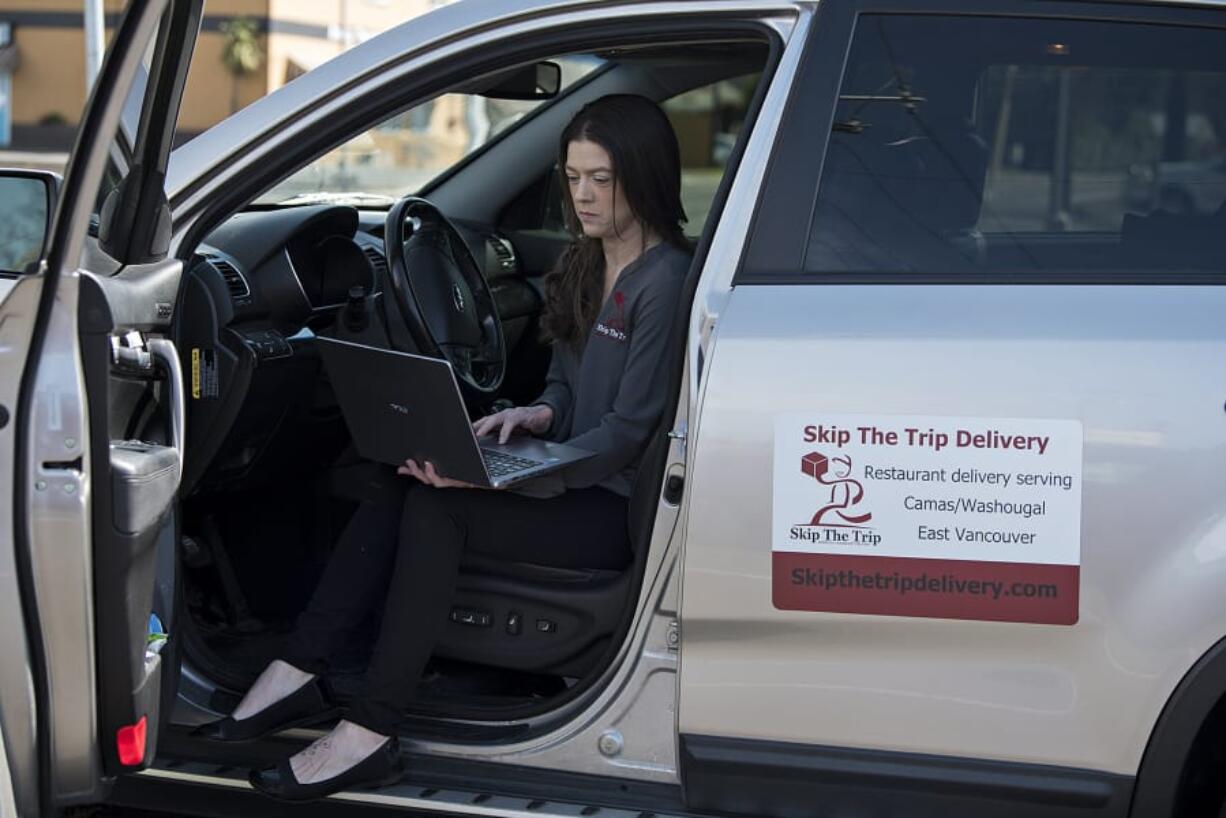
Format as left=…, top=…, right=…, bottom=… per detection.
left=515, top=241, right=691, bottom=499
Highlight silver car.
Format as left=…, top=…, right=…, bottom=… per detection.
left=2, top=0, right=1226, bottom=816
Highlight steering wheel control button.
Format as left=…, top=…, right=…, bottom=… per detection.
left=535, top=618, right=557, bottom=634
left=506, top=611, right=522, bottom=636
left=450, top=607, right=491, bottom=628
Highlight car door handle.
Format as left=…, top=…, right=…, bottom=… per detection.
left=146, top=338, right=185, bottom=478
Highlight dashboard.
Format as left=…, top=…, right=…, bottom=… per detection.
left=194, top=204, right=522, bottom=348
left=177, top=203, right=537, bottom=496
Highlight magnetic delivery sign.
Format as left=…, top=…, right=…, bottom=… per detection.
left=773, top=414, right=1083, bottom=625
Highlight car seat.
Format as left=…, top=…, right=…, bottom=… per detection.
left=429, top=429, right=669, bottom=678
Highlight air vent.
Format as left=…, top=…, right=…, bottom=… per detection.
left=211, top=258, right=250, bottom=300
left=362, top=245, right=388, bottom=283
left=486, top=235, right=516, bottom=273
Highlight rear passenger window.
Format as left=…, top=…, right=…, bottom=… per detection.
left=806, top=16, right=1226, bottom=276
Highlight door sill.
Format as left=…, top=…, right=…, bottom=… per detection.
left=113, top=759, right=696, bottom=818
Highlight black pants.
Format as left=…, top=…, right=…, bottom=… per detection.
left=283, top=467, right=630, bottom=733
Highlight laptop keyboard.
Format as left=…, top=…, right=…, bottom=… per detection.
left=480, top=448, right=545, bottom=479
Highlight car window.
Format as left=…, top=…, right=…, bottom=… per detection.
left=92, top=29, right=162, bottom=238
left=253, top=56, right=602, bottom=206
left=805, top=15, right=1226, bottom=276
left=663, top=73, right=761, bottom=233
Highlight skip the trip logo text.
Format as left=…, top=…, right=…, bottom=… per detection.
left=790, top=451, right=880, bottom=546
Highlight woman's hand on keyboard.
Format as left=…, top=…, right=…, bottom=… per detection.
left=398, top=459, right=492, bottom=490
left=472, top=405, right=553, bottom=444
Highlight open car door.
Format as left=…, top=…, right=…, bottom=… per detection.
left=0, top=0, right=201, bottom=813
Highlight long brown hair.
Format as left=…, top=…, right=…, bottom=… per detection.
left=541, top=94, right=688, bottom=348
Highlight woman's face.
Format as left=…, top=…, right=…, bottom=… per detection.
left=565, top=139, right=637, bottom=241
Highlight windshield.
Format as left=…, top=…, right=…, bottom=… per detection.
left=255, top=57, right=602, bottom=206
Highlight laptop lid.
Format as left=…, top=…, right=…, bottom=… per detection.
left=317, top=337, right=492, bottom=485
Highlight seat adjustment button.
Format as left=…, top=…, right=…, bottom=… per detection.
left=450, top=607, right=491, bottom=627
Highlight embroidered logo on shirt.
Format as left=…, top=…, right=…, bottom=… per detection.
left=594, top=291, right=629, bottom=343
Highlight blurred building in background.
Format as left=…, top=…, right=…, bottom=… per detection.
left=0, top=0, right=443, bottom=153
left=0, top=0, right=755, bottom=229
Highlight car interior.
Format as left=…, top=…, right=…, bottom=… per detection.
left=168, top=36, right=771, bottom=733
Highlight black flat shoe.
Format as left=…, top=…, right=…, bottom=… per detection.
left=193, top=677, right=339, bottom=742
left=249, top=737, right=404, bottom=801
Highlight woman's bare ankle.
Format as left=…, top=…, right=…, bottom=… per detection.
left=231, top=659, right=315, bottom=721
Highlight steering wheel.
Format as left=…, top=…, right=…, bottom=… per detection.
left=382, top=196, right=506, bottom=398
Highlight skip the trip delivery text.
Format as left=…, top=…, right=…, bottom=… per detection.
left=803, top=424, right=1050, bottom=455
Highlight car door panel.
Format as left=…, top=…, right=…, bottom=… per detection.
left=80, top=266, right=186, bottom=777
left=2, top=0, right=201, bottom=809
left=23, top=267, right=100, bottom=802
left=678, top=2, right=1226, bottom=816
left=78, top=0, right=201, bottom=778
left=0, top=275, right=55, bottom=816
left=86, top=260, right=185, bottom=331
left=682, top=284, right=1226, bottom=765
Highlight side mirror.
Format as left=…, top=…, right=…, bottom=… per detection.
left=465, top=61, right=562, bottom=101
left=0, top=169, right=61, bottom=275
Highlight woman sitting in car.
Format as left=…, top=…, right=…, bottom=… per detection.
left=197, top=93, right=692, bottom=800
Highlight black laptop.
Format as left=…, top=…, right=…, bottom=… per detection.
left=316, top=337, right=593, bottom=488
